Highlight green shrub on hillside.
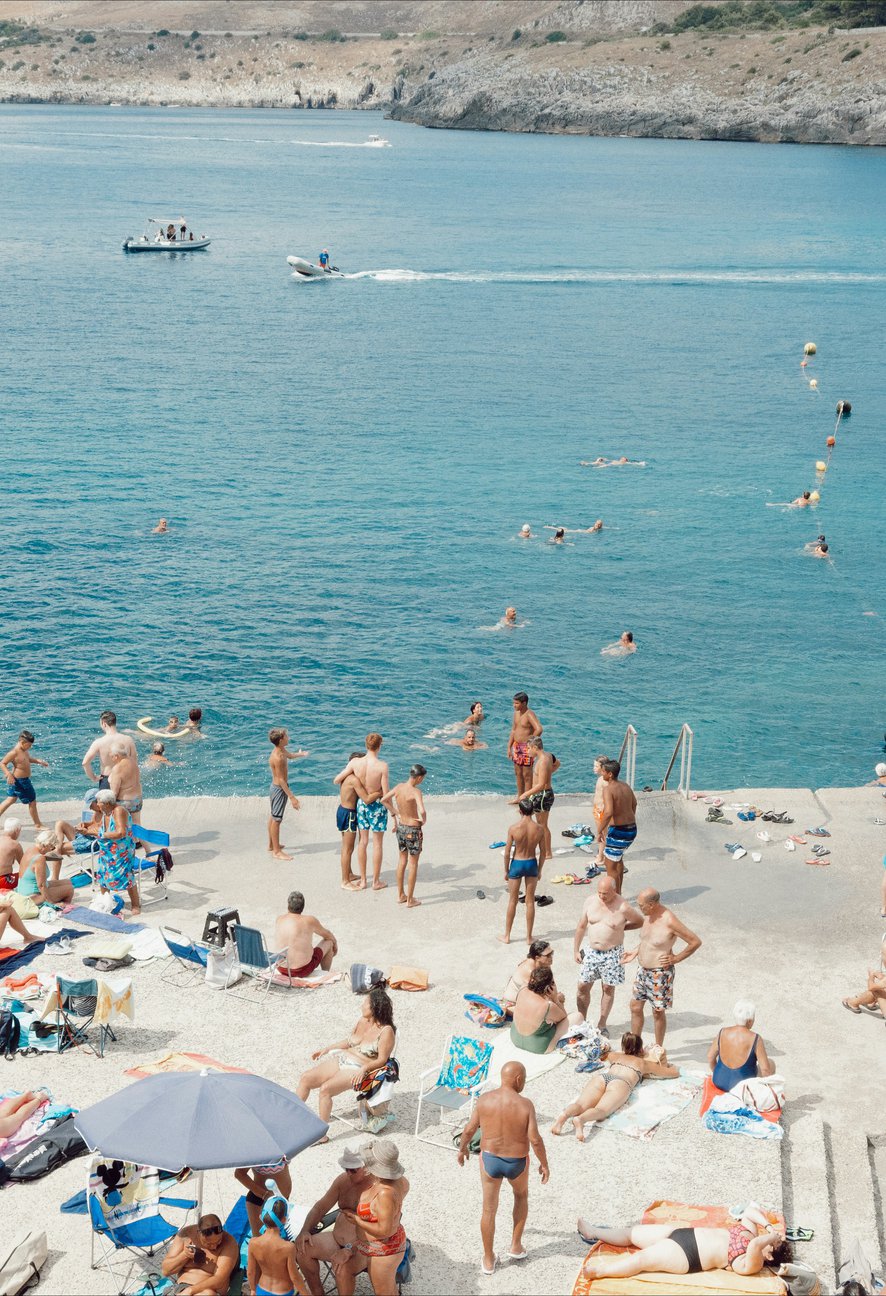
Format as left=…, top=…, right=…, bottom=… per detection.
left=75, top=31, right=96, bottom=43
left=319, top=28, right=345, bottom=42
left=178, top=70, right=190, bottom=79
left=381, top=29, right=398, bottom=40
left=512, top=29, right=522, bottom=39
left=0, top=19, right=48, bottom=46
left=659, top=0, right=886, bottom=33
left=546, top=30, right=568, bottom=42
left=842, top=44, right=862, bottom=55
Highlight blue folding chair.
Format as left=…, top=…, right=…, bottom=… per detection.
left=132, top=825, right=172, bottom=905
left=226, top=924, right=290, bottom=999
left=88, top=1157, right=201, bottom=1293
left=159, top=926, right=209, bottom=989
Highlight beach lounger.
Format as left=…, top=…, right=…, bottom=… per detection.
left=414, top=1034, right=493, bottom=1149
left=88, top=1156, right=200, bottom=1294
left=158, top=926, right=209, bottom=989
left=226, top=924, right=289, bottom=999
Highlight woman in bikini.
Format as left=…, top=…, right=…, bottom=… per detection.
left=339, top=1139, right=408, bottom=1296
left=509, top=967, right=582, bottom=1055
left=502, top=940, right=564, bottom=1008
left=296, top=988, right=396, bottom=1123
left=578, top=1202, right=791, bottom=1280
left=552, top=1032, right=678, bottom=1140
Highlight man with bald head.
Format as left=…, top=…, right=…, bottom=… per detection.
left=623, top=888, right=702, bottom=1045
left=457, top=1061, right=549, bottom=1275
left=573, top=875, right=643, bottom=1032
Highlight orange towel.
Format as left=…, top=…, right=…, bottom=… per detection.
left=699, top=1076, right=781, bottom=1123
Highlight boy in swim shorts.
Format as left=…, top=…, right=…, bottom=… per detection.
left=0, top=731, right=49, bottom=829
left=335, top=753, right=371, bottom=889
left=267, top=728, right=309, bottom=862
left=383, top=764, right=427, bottom=909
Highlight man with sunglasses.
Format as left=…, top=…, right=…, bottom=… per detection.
left=162, top=1213, right=238, bottom=1294
left=295, top=1147, right=372, bottom=1296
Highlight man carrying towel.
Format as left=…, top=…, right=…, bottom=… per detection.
left=597, top=758, right=637, bottom=894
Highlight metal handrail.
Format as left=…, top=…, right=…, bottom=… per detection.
left=661, top=723, right=693, bottom=797
left=618, top=724, right=638, bottom=790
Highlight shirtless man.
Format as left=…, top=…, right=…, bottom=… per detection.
left=152, top=518, right=169, bottom=534
left=518, top=736, right=559, bottom=865
left=382, top=764, right=427, bottom=908
left=334, top=735, right=390, bottom=890
left=499, top=802, right=544, bottom=945
left=447, top=728, right=487, bottom=751
left=108, top=742, right=143, bottom=825
left=597, top=758, right=637, bottom=894
left=296, top=1147, right=373, bottom=1296
left=503, top=606, right=518, bottom=626
left=507, top=693, right=543, bottom=799
left=81, top=712, right=137, bottom=789
left=457, top=1061, right=549, bottom=1275
left=625, top=888, right=702, bottom=1045
left=0, top=819, right=23, bottom=892
left=274, top=891, right=337, bottom=978
left=602, top=631, right=637, bottom=657
left=247, top=1198, right=308, bottom=1296
left=573, top=877, right=643, bottom=1031
left=334, top=752, right=371, bottom=889
left=161, top=1215, right=238, bottom=1295
left=0, top=731, right=49, bottom=828
left=268, top=727, right=309, bottom=861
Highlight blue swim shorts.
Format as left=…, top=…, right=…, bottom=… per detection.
left=337, top=804, right=358, bottom=834
left=507, top=857, right=539, bottom=881
left=356, top=798, right=388, bottom=833
left=604, top=822, right=637, bottom=862
left=7, top=777, right=36, bottom=805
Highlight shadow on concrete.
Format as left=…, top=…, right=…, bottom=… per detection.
left=401, top=1238, right=490, bottom=1296
left=658, top=885, right=711, bottom=905
left=783, top=1092, right=823, bottom=1117
left=172, top=831, right=221, bottom=845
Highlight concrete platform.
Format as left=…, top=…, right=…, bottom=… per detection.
left=3, top=786, right=884, bottom=1293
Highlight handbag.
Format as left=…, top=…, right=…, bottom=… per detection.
left=0, top=1230, right=48, bottom=1296
left=205, top=941, right=240, bottom=990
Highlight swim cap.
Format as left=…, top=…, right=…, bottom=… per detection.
left=876, top=763, right=886, bottom=777
left=521, top=524, right=531, bottom=534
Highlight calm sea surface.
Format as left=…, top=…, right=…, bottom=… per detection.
left=2, top=106, right=884, bottom=798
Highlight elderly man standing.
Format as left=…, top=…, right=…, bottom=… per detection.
left=108, top=741, right=144, bottom=826
left=573, top=876, right=643, bottom=1032
left=625, top=888, right=702, bottom=1045
left=81, top=710, right=137, bottom=789
left=457, top=1061, right=549, bottom=1276
left=296, top=1146, right=373, bottom=1296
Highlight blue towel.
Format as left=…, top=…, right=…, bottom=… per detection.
left=0, top=928, right=84, bottom=976
left=703, top=1107, right=783, bottom=1140
left=60, top=1189, right=88, bottom=1214
left=65, top=906, right=145, bottom=933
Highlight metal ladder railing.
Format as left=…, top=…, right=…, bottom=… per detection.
left=618, top=724, right=638, bottom=790
left=661, top=723, right=694, bottom=797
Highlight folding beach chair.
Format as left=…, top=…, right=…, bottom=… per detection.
left=54, top=976, right=116, bottom=1058
left=88, top=1156, right=201, bottom=1294
left=159, top=926, right=209, bottom=989
left=132, top=825, right=172, bottom=906
left=225, top=924, right=290, bottom=1000
left=310, top=1210, right=414, bottom=1295
left=414, top=1035, right=493, bottom=1148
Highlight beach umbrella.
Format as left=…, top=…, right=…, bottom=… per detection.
left=74, top=1071, right=328, bottom=1172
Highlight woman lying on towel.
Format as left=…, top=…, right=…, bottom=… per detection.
left=509, top=966, right=583, bottom=1055
left=578, top=1202, right=792, bottom=1280
left=552, top=1032, right=678, bottom=1139
left=502, top=940, right=565, bottom=1008
left=296, top=987, right=396, bottom=1126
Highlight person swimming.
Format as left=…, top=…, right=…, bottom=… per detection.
left=551, top=529, right=566, bottom=545
left=601, top=631, right=637, bottom=657
left=519, top=523, right=533, bottom=539
left=580, top=458, right=646, bottom=469
left=503, top=607, right=518, bottom=626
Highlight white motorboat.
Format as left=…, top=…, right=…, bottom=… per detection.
left=123, top=217, right=210, bottom=252
left=287, top=255, right=343, bottom=278
left=367, top=134, right=391, bottom=147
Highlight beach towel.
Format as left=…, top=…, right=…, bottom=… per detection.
left=488, top=1034, right=565, bottom=1084
left=40, top=974, right=134, bottom=1028
left=388, top=966, right=429, bottom=991
left=267, top=969, right=343, bottom=989
left=125, top=1052, right=251, bottom=1079
left=0, top=929, right=83, bottom=977
left=573, top=1202, right=786, bottom=1296
left=703, top=1106, right=783, bottom=1140
left=598, top=1069, right=705, bottom=1141
left=463, top=994, right=510, bottom=1028
left=63, top=906, right=145, bottom=934
left=699, top=1076, right=781, bottom=1123
left=438, top=1036, right=493, bottom=1093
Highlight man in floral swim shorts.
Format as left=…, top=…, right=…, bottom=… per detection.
left=507, top=693, right=543, bottom=798
left=335, top=734, right=390, bottom=891
left=624, top=888, right=702, bottom=1046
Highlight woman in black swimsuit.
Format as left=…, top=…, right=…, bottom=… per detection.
left=551, top=1033, right=678, bottom=1140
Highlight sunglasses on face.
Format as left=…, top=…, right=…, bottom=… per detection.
left=200, top=1226, right=222, bottom=1237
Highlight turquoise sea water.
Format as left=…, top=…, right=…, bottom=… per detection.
left=2, top=105, right=884, bottom=798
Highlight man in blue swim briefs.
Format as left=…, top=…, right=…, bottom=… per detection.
left=500, top=801, right=544, bottom=946
left=597, top=758, right=638, bottom=894
left=457, top=1061, right=549, bottom=1276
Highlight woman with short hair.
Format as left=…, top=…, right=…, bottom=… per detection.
left=95, top=788, right=140, bottom=916
left=707, top=1000, right=774, bottom=1091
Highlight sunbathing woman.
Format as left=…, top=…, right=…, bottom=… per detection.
left=552, top=1032, right=678, bottom=1139
left=0, top=897, right=39, bottom=949
left=296, top=987, right=396, bottom=1125
left=509, top=966, right=582, bottom=1055
left=0, top=1091, right=47, bottom=1138
left=578, top=1202, right=791, bottom=1280
left=502, top=940, right=564, bottom=1008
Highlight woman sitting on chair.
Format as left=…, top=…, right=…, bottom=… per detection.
left=339, top=1139, right=409, bottom=1296
left=509, top=966, right=581, bottom=1055
left=578, top=1202, right=791, bottom=1280
left=296, top=987, right=396, bottom=1126
left=552, top=1032, right=678, bottom=1139
left=95, top=788, right=140, bottom=916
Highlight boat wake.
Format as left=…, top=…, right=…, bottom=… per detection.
left=343, top=268, right=886, bottom=285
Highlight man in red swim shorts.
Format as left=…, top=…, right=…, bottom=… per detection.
left=274, top=891, right=338, bottom=978
left=507, top=693, right=543, bottom=798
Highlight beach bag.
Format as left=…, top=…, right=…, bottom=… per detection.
left=463, top=995, right=509, bottom=1028
left=349, top=963, right=386, bottom=994
left=732, top=1075, right=785, bottom=1113
left=396, top=1239, right=414, bottom=1286
left=0, top=1229, right=47, bottom=1296
left=0, top=1116, right=88, bottom=1186
left=205, top=941, right=240, bottom=990
left=154, top=848, right=174, bottom=886
left=0, top=1010, right=21, bottom=1059
left=387, top=966, right=428, bottom=992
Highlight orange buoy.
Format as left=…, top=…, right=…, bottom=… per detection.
left=826, top=436, right=836, bottom=448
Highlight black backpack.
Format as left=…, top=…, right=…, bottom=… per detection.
left=0, top=1009, right=21, bottom=1059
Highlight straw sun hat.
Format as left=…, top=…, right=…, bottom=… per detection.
left=362, top=1138, right=404, bottom=1180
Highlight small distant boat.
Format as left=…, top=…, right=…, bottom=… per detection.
left=366, top=134, right=391, bottom=147
left=123, top=217, right=210, bottom=252
left=287, top=255, right=343, bottom=278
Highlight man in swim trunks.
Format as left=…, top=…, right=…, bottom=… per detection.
left=382, top=764, right=427, bottom=909
left=334, top=735, right=390, bottom=891
left=517, top=736, right=559, bottom=869
left=268, top=727, right=309, bottom=861
left=108, top=741, right=144, bottom=826
left=161, top=1214, right=239, bottom=1294
left=0, top=818, right=23, bottom=891
left=624, top=888, right=702, bottom=1045
left=457, top=1061, right=549, bottom=1275
left=0, top=731, right=49, bottom=830
left=296, top=1147, right=373, bottom=1296
left=81, top=711, right=137, bottom=790
left=597, top=758, right=637, bottom=894
left=573, top=876, right=643, bottom=1032
left=275, top=890, right=337, bottom=978
left=500, top=801, right=544, bottom=945
left=335, top=752, right=371, bottom=889
left=507, top=693, right=543, bottom=799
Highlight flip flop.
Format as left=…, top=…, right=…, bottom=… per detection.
left=807, top=827, right=830, bottom=837
left=508, top=1250, right=529, bottom=1261
left=811, top=846, right=830, bottom=857
left=756, top=831, right=772, bottom=842
left=731, top=847, right=747, bottom=860
left=786, top=1227, right=814, bottom=1243
left=481, top=1256, right=498, bottom=1276
left=789, top=836, right=808, bottom=845
left=737, top=811, right=756, bottom=822
left=489, top=841, right=506, bottom=849
left=553, top=847, right=574, bottom=855
left=842, top=1000, right=861, bottom=1014
left=537, top=895, right=555, bottom=907
left=751, top=852, right=762, bottom=862
left=805, top=858, right=830, bottom=867
left=784, top=840, right=796, bottom=851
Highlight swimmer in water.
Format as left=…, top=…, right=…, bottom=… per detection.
left=519, top=523, right=533, bottom=539
left=551, top=528, right=566, bottom=545
left=792, top=491, right=812, bottom=508
left=164, top=715, right=181, bottom=734
left=462, top=701, right=484, bottom=727
left=504, top=607, right=518, bottom=626
left=601, top=631, right=637, bottom=657
left=545, top=522, right=603, bottom=536
left=145, top=742, right=173, bottom=769
left=184, top=707, right=204, bottom=736
left=447, top=728, right=487, bottom=751
left=804, top=535, right=826, bottom=551
left=580, top=458, right=645, bottom=469
left=812, top=541, right=829, bottom=558
left=152, top=518, right=169, bottom=534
